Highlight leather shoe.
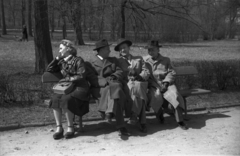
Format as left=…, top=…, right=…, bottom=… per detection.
left=140, top=124, right=147, bottom=133
left=156, top=110, right=164, bottom=124
left=106, top=113, right=113, bottom=123
left=100, top=112, right=105, bottom=119
left=178, top=122, right=188, bottom=130
left=53, top=125, right=64, bottom=140
left=127, top=114, right=138, bottom=125
left=106, top=113, right=113, bottom=119
left=118, top=127, right=130, bottom=136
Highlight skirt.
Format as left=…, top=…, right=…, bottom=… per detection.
left=51, top=93, right=89, bottom=117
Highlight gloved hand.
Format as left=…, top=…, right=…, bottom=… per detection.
left=106, top=75, right=118, bottom=82
left=59, top=76, right=71, bottom=82
left=160, top=82, right=169, bottom=93
left=128, top=69, right=137, bottom=77
left=134, top=75, right=145, bottom=82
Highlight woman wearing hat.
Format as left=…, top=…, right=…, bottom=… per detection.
left=116, top=38, right=150, bottom=133
left=143, top=40, right=188, bottom=130
left=46, top=39, right=90, bottom=139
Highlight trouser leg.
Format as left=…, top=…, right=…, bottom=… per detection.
left=138, top=100, right=146, bottom=124
left=174, top=106, right=184, bottom=123
left=113, top=99, right=125, bottom=129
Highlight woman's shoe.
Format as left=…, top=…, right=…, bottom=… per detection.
left=53, top=125, right=64, bottom=140
left=64, top=126, right=75, bottom=139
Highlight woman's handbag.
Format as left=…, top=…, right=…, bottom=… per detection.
left=52, top=82, right=74, bottom=95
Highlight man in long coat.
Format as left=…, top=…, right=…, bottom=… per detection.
left=89, top=39, right=130, bottom=136
left=116, top=38, right=150, bottom=133
left=143, top=40, right=188, bottom=130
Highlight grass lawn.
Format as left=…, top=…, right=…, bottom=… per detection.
left=0, top=33, right=240, bottom=126
left=1, top=33, right=239, bottom=73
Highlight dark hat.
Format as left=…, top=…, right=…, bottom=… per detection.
left=114, top=38, right=132, bottom=51
left=93, top=39, right=111, bottom=51
left=144, top=40, right=162, bottom=49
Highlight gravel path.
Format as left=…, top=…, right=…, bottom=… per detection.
left=1, top=107, right=240, bottom=156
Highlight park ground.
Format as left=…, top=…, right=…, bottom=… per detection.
left=1, top=107, right=240, bottom=156
left=0, top=35, right=240, bottom=155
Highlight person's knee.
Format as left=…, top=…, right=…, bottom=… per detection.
left=62, top=107, right=69, bottom=113
left=53, top=108, right=61, bottom=111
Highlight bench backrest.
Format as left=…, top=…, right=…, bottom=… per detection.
left=174, top=66, right=198, bottom=76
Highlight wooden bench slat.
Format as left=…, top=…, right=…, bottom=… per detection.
left=175, top=66, right=198, bottom=76
left=179, top=88, right=211, bottom=97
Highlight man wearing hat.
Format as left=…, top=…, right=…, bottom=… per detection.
left=89, top=39, right=130, bottom=136
left=143, top=40, right=188, bottom=130
left=115, top=38, right=150, bottom=133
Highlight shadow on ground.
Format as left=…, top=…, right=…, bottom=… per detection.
left=71, top=110, right=231, bottom=140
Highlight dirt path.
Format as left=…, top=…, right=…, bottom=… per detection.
left=1, top=107, right=240, bottom=156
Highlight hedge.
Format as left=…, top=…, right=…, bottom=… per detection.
left=0, top=60, right=240, bottom=106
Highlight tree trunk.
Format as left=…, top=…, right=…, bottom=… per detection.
left=22, top=0, right=26, bottom=26
left=49, top=0, right=55, bottom=34
left=62, top=16, right=67, bottom=39
left=1, top=0, right=7, bottom=35
left=82, top=0, right=86, bottom=32
left=88, top=0, right=94, bottom=40
left=98, top=1, right=105, bottom=40
left=27, top=0, right=33, bottom=36
left=120, top=0, right=127, bottom=38
left=71, top=0, right=84, bottom=45
left=73, top=21, right=84, bottom=45
left=33, top=0, right=53, bottom=74
left=8, top=0, right=16, bottom=27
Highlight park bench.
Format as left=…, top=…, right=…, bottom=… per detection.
left=42, top=65, right=211, bottom=131
left=174, top=66, right=211, bottom=118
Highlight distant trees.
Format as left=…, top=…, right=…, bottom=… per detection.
left=1, top=0, right=240, bottom=41
left=120, top=0, right=127, bottom=38
left=1, top=0, right=7, bottom=35
left=21, top=0, right=26, bottom=26
left=26, top=0, right=33, bottom=36
left=67, top=0, right=85, bottom=45
left=226, top=0, right=240, bottom=39
left=34, top=0, right=53, bottom=74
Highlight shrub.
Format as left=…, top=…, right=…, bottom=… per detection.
left=0, top=59, right=239, bottom=106
left=211, top=60, right=239, bottom=90
left=173, top=60, right=240, bottom=91
left=0, top=73, right=53, bottom=106
left=0, top=74, right=17, bottom=105
left=195, top=61, right=214, bottom=90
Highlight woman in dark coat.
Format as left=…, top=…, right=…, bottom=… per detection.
left=46, top=39, right=90, bottom=139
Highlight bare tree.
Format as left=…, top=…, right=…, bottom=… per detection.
left=1, top=0, right=7, bottom=35
left=49, top=0, right=55, bottom=38
left=48, top=0, right=68, bottom=39
left=120, top=0, right=127, bottom=38
left=34, top=0, right=53, bottom=74
left=22, top=0, right=26, bottom=26
left=226, top=0, right=240, bottom=38
left=7, top=0, right=17, bottom=27
left=26, top=0, right=33, bottom=36
left=67, top=0, right=84, bottom=45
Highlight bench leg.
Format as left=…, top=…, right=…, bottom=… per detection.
left=183, top=97, right=190, bottom=121
left=78, top=116, right=83, bottom=132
